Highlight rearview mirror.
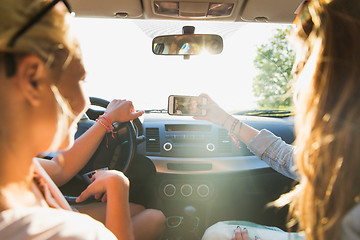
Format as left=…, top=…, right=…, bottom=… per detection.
left=152, top=34, right=223, bottom=55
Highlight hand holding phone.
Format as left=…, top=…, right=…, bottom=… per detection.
left=168, top=95, right=207, bottom=116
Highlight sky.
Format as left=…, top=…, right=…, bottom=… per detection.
left=72, top=18, right=291, bottom=112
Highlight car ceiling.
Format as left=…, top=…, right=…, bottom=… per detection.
left=70, top=0, right=304, bottom=23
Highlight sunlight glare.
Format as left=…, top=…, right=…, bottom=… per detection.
left=73, top=18, right=288, bottom=112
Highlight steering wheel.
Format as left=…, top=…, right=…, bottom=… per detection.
left=77, top=97, right=144, bottom=175
left=60, top=97, right=144, bottom=202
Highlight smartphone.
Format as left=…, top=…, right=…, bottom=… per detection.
left=168, top=95, right=207, bottom=116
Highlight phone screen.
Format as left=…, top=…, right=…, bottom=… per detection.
left=168, top=95, right=207, bottom=116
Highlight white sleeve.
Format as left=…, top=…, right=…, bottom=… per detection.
left=0, top=207, right=117, bottom=240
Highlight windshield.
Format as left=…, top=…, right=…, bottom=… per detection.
left=73, top=18, right=294, bottom=113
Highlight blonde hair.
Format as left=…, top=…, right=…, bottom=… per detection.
left=279, top=0, right=360, bottom=239
left=0, top=0, right=80, bottom=63
left=0, top=0, right=84, bottom=152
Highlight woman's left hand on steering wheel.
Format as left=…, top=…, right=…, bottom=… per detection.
left=105, top=99, right=144, bottom=124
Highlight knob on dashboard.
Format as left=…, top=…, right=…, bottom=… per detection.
left=164, top=184, right=176, bottom=197
left=197, top=184, right=210, bottom=198
left=206, top=143, right=215, bottom=152
left=181, top=184, right=193, bottom=197
left=163, top=142, right=173, bottom=151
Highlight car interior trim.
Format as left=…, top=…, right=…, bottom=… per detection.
left=148, top=155, right=269, bottom=174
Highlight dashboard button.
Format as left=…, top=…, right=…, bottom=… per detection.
left=197, top=184, right=210, bottom=198
left=163, top=142, right=173, bottom=151
left=180, top=184, right=193, bottom=197
left=164, top=184, right=176, bottom=197
left=206, top=143, right=215, bottom=152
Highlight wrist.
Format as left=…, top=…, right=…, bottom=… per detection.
left=103, top=112, right=115, bottom=124
left=106, top=176, right=130, bottom=201
left=223, top=116, right=236, bottom=130
left=105, top=173, right=130, bottom=190
left=221, top=114, right=232, bottom=127
left=96, top=113, right=116, bottom=132
left=96, top=117, right=113, bottom=133
left=226, top=118, right=243, bottom=149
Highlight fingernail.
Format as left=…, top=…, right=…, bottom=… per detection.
left=75, top=197, right=80, bottom=203
left=236, top=226, right=240, bottom=229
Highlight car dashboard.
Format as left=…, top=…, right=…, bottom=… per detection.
left=132, top=113, right=296, bottom=239
left=138, top=113, right=294, bottom=174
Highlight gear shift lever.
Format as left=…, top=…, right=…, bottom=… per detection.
left=184, top=206, right=196, bottom=217
left=183, top=206, right=199, bottom=234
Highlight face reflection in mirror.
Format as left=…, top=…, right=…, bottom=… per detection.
left=152, top=34, right=223, bottom=55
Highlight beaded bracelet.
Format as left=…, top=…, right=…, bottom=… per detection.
left=101, top=113, right=113, bottom=129
left=96, top=114, right=117, bottom=147
left=228, top=119, right=243, bottom=149
left=96, top=118, right=111, bottom=133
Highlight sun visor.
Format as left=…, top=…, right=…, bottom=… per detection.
left=240, top=0, right=303, bottom=23
left=70, top=0, right=143, bottom=18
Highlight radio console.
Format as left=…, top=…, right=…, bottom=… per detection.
left=159, top=124, right=232, bottom=157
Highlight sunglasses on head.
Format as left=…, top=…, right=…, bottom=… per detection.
left=5, top=0, right=72, bottom=77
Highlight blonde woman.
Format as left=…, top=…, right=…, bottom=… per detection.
left=38, top=98, right=166, bottom=240
left=200, top=0, right=360, bottom=239
left=0, top=0, right=134, bottom=239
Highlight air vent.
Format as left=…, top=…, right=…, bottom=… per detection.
left=217, top=129, right=232, bottom=153
left=146, top=128, right=160, bottom=152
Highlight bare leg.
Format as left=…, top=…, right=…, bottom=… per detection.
left=132, top=208, right=166, bottom=240
left=74, top=201, right=107, bottom=223
left=130, top=202, right=146, bottom=216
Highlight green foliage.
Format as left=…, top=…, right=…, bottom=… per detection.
left=253, top=27, right=296, bottom=108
